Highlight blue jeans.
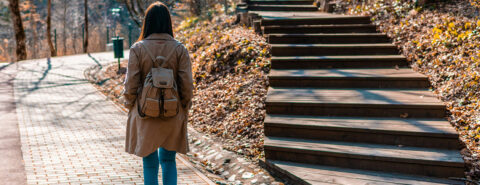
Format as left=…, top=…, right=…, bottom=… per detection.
left=143, top=147, right=177, bottom=185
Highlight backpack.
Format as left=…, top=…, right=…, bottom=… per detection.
left=137, top=41, right=180, bottom=119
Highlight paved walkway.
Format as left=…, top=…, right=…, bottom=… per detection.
left=0, top=62, right=27, bottom=185
left=10, top=52, right=213, bottom=184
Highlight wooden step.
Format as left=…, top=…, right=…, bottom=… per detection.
left=271, top=43, right=399, bottom=56
left=248, top=0, right=314, bottom=5
left=263, top=160, right=464, bottom=185
left=268, top=33, right=390, bottom=44
left=261, top=16, right=371, bottom=26
left=263, top=24, right=378, bottom=34
left=271, top=55, right=408, bottom=69
left=264, top=137, right=464, bottom=178
left=266, top=87, right=447, bottom=118
left=248, top=4, right=318, bottom=11
left=268, top=68, right=430, bottom=88
left=265, top=115, right=460, bottom=149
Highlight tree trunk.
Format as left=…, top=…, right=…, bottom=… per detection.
left=30, top=5, right=38, bottom=59
left=124, top=0, right=141, bottom=27
left=46, top=0, right=56, bottom=57
left=62, top=0, right=67, bottom=55
left=63, top=0, right=67, bottom=55
left=73, top=27, right=78, bottom=54
left=8, top=0, right=27, bottom=61
left=83, top=0, right=88, bottom=53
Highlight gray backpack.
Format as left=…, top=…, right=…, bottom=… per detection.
left=137, top=41, right=180, bottom=118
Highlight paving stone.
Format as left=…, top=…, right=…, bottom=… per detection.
left=13, top=52, right=213, bottom=184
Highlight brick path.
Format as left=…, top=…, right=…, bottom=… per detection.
left=12, top=52, right=213, bottom=185
left=0, top=62, right=27, bottom=185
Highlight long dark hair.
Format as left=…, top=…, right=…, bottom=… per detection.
left=137, top=2, right=173, bottom=41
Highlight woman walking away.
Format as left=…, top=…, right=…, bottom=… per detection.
left=123, top=2, right=193, bottom=185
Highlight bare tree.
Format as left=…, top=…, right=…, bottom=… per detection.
left=28, top=1, right=39, bottom=59
left=47, top=0, right=56, bottom=57
left=62, top=0, right=67, bottom=55
left=123, top=0, right=175, bottom=27
left=8, top=0, right=27, bottom=61
left=84, top=0, right=88, bottom=53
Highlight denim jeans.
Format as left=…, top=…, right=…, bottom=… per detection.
left=143, top=147, right=177, bottom=185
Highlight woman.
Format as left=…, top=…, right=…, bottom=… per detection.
left=123, top=2, right=193, bottom=185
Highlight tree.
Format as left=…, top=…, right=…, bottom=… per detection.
left=26, top=0, right=39, bottom=59
left=123, top=0, right=176, bottom=27
left=46, top=0, right=56, bottom=57
left=84, top=0, right=88, bottom=53
left=8, top=0, right=27, bottom=61
left=62, top=0, right=67, bottom=55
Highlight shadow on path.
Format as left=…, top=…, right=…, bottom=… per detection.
left=88, top=53, right=103, bottom=69
left=30, top=58, right=52, bottom=92
left=0, top=62, right=13, bottom=72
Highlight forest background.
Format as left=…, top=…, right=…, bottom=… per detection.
left=0, top=0, right=222, bottom=62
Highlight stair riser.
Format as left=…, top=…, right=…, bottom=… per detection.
left=264, top=148, right=464, bottom=178
left=260, top=160, right=310, bottom=185
left=271, top=46, right=398, bottom=56
left=271, top=59, right=408, bottom=69
left=268, top=78, right=431, bottom=88
left=248, top=0, right=314, bottom=5
left=266, top=103, right=447, bottom=118
left=248, top=6, right=317, bottom=11
left=262, top=17, right=371, bottom=26
left=264, top=125, right=460, bottom=149
left=263, top=26, right=378, bottom=34
left=269, top=35, right=391, bottom=44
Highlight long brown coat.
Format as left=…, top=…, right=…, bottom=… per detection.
left=123, top=33, right=193, bottom=157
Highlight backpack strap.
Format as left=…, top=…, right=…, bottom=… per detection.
left=139, top=41, right=179, bottom=68
left=139, top=41, right=155, bottom=61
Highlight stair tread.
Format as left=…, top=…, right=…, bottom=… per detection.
left=265, top=114, right=457, bottom=137
left=265, top=137, right=464, bottom=167
left=272, top=43, right=395, bottom=47
left=266, top=87, right=444, bottom=106
left=251, top=11, right=334, bottom=18
left=269, top=68, right=426, bottom=79
left=266, top=160, right=463, bottom=185
left=272, top=55, right=405, bottom=60
left=262, top=15, right=371, bottom=21
left=269, top=33, right=387, bottom=37
left=264, top=24, right=375, bottom=28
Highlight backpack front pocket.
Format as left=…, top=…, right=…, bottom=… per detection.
left=143, top=98, right=161, bottom=117
left=163, top=99, right=179, bottom=117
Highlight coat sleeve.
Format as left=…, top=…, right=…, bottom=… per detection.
left=176, top=45, right=194, bottom=110
left=123, top=45, right=142, bottom=110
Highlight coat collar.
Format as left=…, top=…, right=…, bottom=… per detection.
left=145, top=33, right=174, bottom=40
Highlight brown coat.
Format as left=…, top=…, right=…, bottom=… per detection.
left=123, top=33, right=193, bottom=157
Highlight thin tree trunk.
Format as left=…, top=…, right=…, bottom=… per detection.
left=83, top=0, right=88, bottom=53
left=73, top=27, right=77, bottom=54
left=63, top=0, right=67, bottom=55
left=135, top=0, right=145, bottom=16
left=8, top=0, right=27, bottom=61
left=46, top=0, right=56, bottom=57
left=30, top=6, right=38, bottom=59
left=124, top=0, right=141, bottom=27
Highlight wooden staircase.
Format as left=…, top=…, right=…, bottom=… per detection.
left=245, top=0, right=466, bottom=184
